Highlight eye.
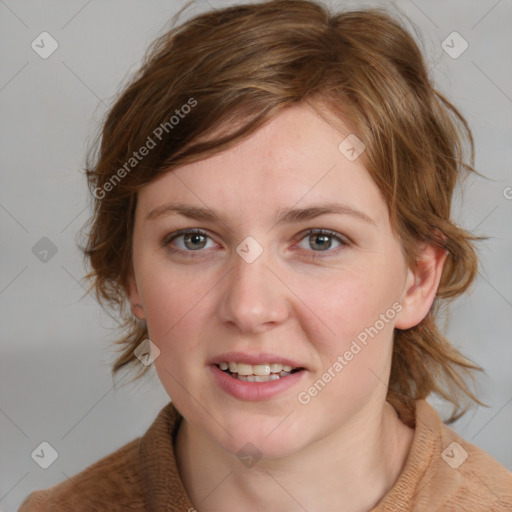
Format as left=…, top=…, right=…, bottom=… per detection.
left=296, top=229, right=349, bottom=256
left=163, top=229, right=217, bottom=254
left=162, top=228, right=349, bottom=258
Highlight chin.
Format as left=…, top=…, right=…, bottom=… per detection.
left=206, top=414, right=309, bottom=462
left=221, top=434, right=302, bottom=463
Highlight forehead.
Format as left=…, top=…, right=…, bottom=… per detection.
left=137, top=103, right=388, bottom=225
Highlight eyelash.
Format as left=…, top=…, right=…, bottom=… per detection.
left=162, top=228, right=350, bottom=259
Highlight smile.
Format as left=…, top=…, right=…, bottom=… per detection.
left=216, top=361, right=302, bottom=382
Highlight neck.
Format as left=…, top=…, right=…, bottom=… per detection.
left=175, top=401, right=414, bottom=512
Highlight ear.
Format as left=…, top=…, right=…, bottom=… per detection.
left=127, top=273, right=146, bottom=321
left=394, top=243, right=448, bottom=329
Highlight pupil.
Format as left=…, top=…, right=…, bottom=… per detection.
left=186, top=233, right=206, bottom=250
left=312, top=234, right=330, bottom=251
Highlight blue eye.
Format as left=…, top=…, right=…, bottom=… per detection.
left=163, top=229, right=215, bottom=253
left=296, top=229, right=348, bottom=254
left=162, top=228, right=349, bottom=258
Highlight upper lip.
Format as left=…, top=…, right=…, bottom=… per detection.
left=209, top=351, right=306, bottom=369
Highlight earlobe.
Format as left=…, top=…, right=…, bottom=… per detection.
left=394, top=244, right=448, bottom=330
left=127, top=274, right=146, bottom=320
left=131, top=302, right=145, bottom=320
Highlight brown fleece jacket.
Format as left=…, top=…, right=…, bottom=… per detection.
left=18, top=399, right=512, bottom=511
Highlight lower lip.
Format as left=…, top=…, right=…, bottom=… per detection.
left=209, top=364, right=307, bottom=401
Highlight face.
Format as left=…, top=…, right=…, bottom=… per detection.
left=129, top=103, right=418, bottom=459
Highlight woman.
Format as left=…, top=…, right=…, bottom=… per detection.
left=19, top=0, right=512, bottom=510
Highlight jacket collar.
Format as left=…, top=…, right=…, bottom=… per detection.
left=138, top=401, right=194, bottom=511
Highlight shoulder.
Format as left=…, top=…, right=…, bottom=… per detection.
left=18, top=401, right=183, bottom=512
left=18, top=437, right=145, bottom=512
left=376, top=399, right=512, bottom=511
left=432, top=412, right=512, bottom=510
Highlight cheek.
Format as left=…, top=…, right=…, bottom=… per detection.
left=139, top=265, right=209, bottom=356
left=300, top=264, right=398, bottom=348
left=143, top=268, right=213, bottom=403
left=293, top=260, right=400, bottom=402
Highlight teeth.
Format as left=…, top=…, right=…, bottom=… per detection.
left=253, top=364, right=271, bottom=376
left=218, top=361, right=298, bottom=377
left=236, top=363, right=253, bottom=376
left=233, top=372, right=289, bottom=382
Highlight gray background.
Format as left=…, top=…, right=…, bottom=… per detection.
left=1, top=0, right=511, bottom=509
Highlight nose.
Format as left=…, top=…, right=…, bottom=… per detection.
left=217, top=244, right=291, bottom=334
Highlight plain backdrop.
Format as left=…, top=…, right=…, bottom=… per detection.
left=1, top=0, right=511, bottom=509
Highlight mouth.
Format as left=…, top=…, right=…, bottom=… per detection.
left=210, top=354, right=308, bottom=400
left=216, top=361, right=304, bottom=382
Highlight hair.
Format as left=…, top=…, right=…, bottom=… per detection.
left=81, top=0, right=487, bottom=422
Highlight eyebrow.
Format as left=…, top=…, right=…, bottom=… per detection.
left=145, top=202, right=376, bottom=228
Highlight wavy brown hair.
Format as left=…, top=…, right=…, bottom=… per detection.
left=81, top=0, right=486, bottom=422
